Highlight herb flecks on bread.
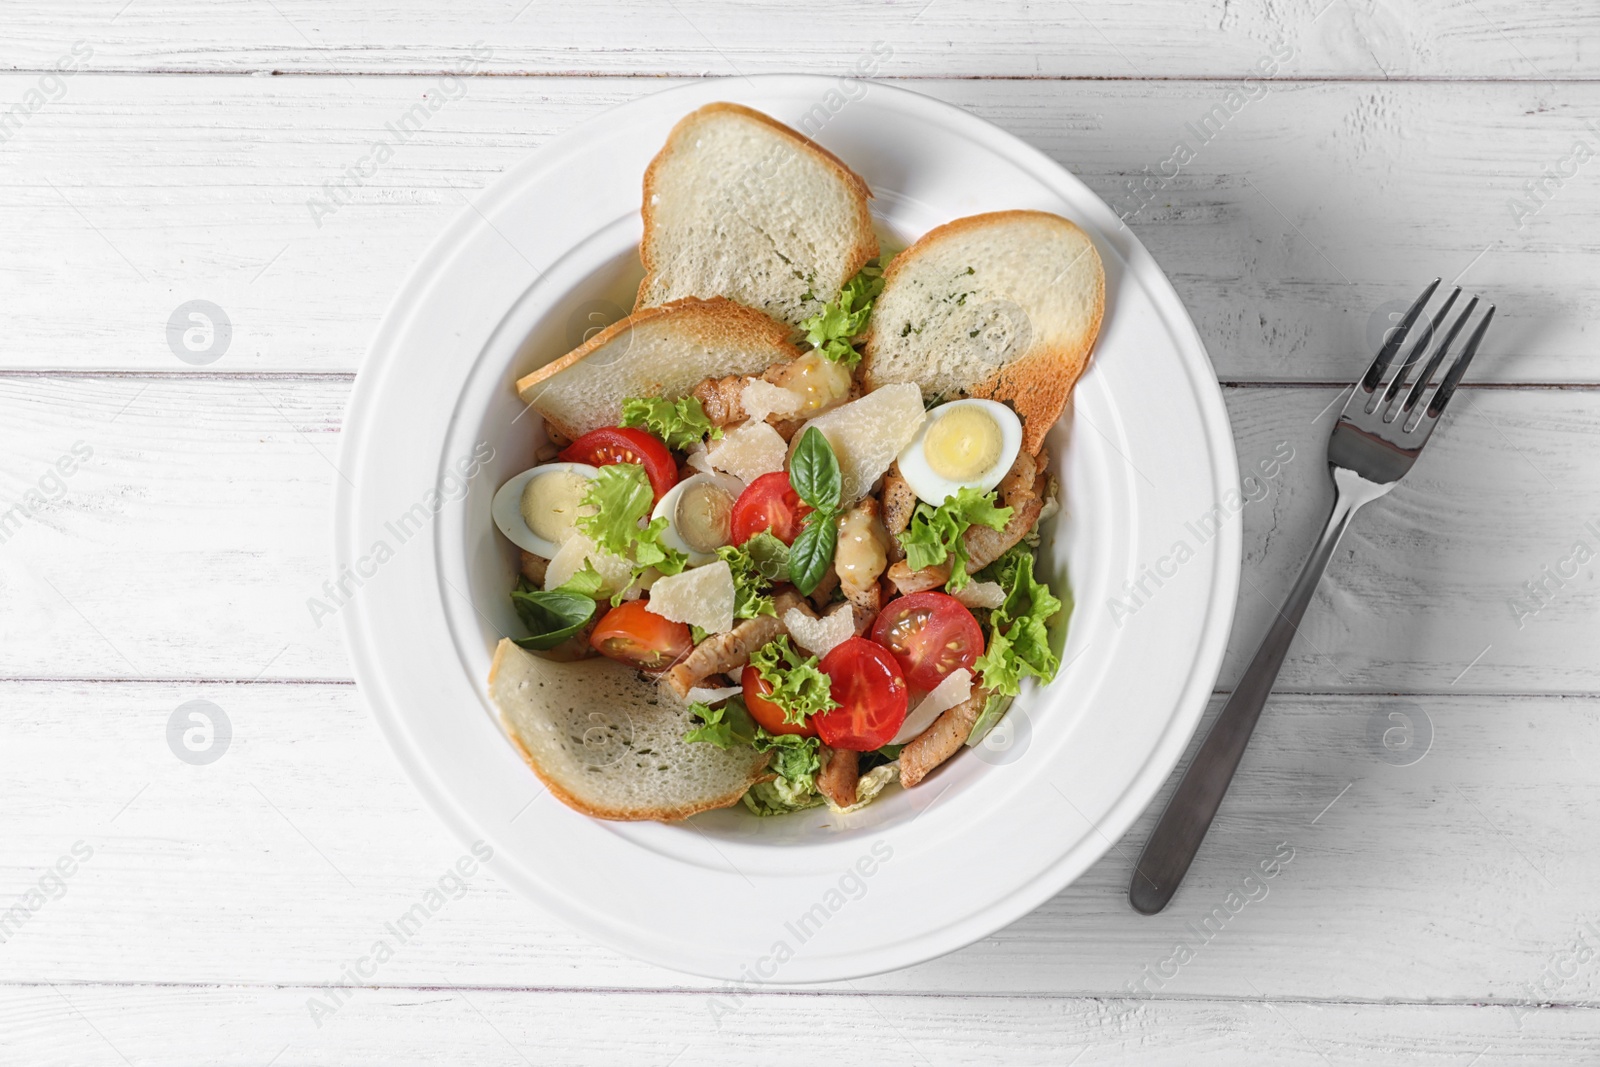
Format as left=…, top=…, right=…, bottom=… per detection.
left=637, top=103, right=879, bottom=327
left=863, top=210, right=1105, bottom=455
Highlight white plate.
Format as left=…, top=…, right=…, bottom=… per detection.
left=336, top=76, right=1240, bottom=982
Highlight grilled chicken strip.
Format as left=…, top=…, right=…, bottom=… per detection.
left=835, top=498, right=888, bottom=634
left=900, top=688, right=989, bottom=788
left=665, top=590, right=804, bottom=698
left=816, top=746, right=860, bottom=809
left=879, top=464, right=917, bottom=563
left=519, top=550, right=549, bottom=586
left=887, top=473, right=1046, bottom=595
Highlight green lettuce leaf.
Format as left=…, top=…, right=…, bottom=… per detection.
left=742, top=733, right=824, bottom=815
left=716, top=531, right=790, bottom=619
left=575, top=463, right=687, bottom=603
left=619, top=396, right=722, bottom=451
left=682, top=696, right=758, bottom=750
left=973, top=547, right=1066, bottom=697
left=749, top=635, right=839, bottom=725
left=798, top=259, right=888, bottom=368
left=900, top=486, right=1013, bottom=592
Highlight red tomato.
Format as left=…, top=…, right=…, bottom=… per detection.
left=813, top=638, right=909, bottom=751
left=729, top=471, right=812, bottom=546
left=871, top=592, right=985, bottom=692
left=558, top=427, right=678, bottom=502
left=589, top=600, right=693, bottom=672
left=740, top=664, right=818, bottom=737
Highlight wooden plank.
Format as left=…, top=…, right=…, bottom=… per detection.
left=0, top=75, right=1593, bottom=380
left=5, top=0, right=1593, bottom=79
left=1, top=376, right=1594, bottom=691
left=3, top=679, right=1598, bottom=1005
left=5, top=986, right=1597, bottom=1066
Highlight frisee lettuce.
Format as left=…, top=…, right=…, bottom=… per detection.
left=749, top=635, right=838, bottom=725
left=619, top=396, right=721, bottom=451
left=716, top=531, right=790, bottom=619
left=742, top=733, right=824, bottom=816
left=973, top=546, right=1065, bottom=696
left=798, top=259, right=888, bottom=368
left=574, top=463, right=687, bottom=603
left=680, top=697, right=825, bottom=816
left=900, top=486, right=1013, bottom=592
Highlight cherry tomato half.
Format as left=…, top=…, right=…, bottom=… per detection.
left=740, top=664, right=818, bottom=737
left=559, top=426, right=678, bottom=502
left=813, top=638, right=909, bottom=751
left=589, top=600, right=693, bottom=672
left=871, top=591, right=985, bottom=692
left=729, top=471, right=812, bottom=546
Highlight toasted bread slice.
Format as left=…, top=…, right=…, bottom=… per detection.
left=517, top=297, right=800, bottom=441
left=863, top=210, right=1105, bottom=455
left=637, top=102, right=879, bottom=327
left=488, top=639, right=769, bottom=821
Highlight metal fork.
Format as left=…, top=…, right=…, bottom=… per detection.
left=1128, top=279, right=1494, bottom=915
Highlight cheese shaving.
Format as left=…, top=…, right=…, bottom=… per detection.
left=890, top=667, right=973, bottom=745
left=741, top=380, right=804, bottom=424
left=686, top=684, right=744, bottom=705
left=544, top=532, right=633, bottom=596
left=795, top=382, right=925, bottom=503
left=781, top=603, right=855, bottom=658
left=706, top=420, right=788, bottom=485
left=643, top=560, right=736, bottom=634
left=953, top=580, right=1006, bottom=610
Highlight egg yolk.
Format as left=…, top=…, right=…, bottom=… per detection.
left=923, top=407, right=1002, bottom=481
left=521, top=470, right=590, bottom=546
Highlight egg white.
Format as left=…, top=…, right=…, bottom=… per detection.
left=896, top=398, right=1023, bottom=506
left=652, top=472, right=745, bottom=565
left=490, top=461, right=600, bottom=558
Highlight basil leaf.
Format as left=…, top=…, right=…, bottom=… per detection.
left=509, top=586, right=597, bottom=651
left=787, top=511, right=837, bottom=596
left=789, top=427, right=841, bottom=513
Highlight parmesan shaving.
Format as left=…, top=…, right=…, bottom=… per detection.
left=706, top=421, right=788, bottom=485
left=890, top=667, right=973, bottom=745
left=781, top=603, right=855, bottom=658
left=828, top=761, right=899, bottom=814
left=741, top=380, right=804, bottom=423
left=953, top=580, right=1006, bottom=610
left=686, top=684, right=743, bottom=706
left=544, top=532, right=633, bottom=596
left=796, top=382, right=925, bottom=503
left=643, top=560, right=736, bottom=635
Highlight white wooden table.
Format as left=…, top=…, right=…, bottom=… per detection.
left=4, top=2, right=1599, bottom=1062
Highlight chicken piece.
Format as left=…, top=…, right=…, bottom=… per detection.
left=900, top=688, right=988, bottom=788
left=886, top=450, right=1047, bottom=595
left=879, top=464, right=917, bottom=563
left=519, top=550, right=549, bottom=586
left=665, top=590, right=804, bottom=698
left=836, top=499, right=887, bottom=633
left=816, top=746, right=860, bottom=809
left=808, top=565, right=840, bottom=610
left=692, top=373, right=753, bottom=427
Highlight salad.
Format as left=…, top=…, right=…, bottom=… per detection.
left=491, top=259, right=1070, bottom=816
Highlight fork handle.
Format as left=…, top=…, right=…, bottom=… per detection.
left=1128, top=474, right=1368, bottom=914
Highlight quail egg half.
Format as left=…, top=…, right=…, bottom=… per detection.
left=491, top=461, right=599, bottom=557
left=895, top=398, right=1023, bottom=506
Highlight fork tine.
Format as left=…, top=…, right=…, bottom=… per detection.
left=1361, top=277, right=1440, bottom=392
left=1382, top=286, right=1459, bottom=399
left=1426, top=305, right=1495, bottom=418
left=1402, top=295, right=1479, bottom=412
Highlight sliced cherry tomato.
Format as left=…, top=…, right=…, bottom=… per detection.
left=729, top=471, right=812, bottom=546
left=871, top=591, right=985, bottom=692
left=740, top=664, right=818, bottom=737
left=813, top=637, right=909, bottom=751
left=589, top=600, right=692, bottom=672
left=558, top=426, right=678, bottom=502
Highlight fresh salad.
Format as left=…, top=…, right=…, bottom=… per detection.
left=491, top=260, right=1069, bottom=816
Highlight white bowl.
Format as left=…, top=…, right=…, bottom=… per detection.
left=336, top=76, right=1240, bottom=982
